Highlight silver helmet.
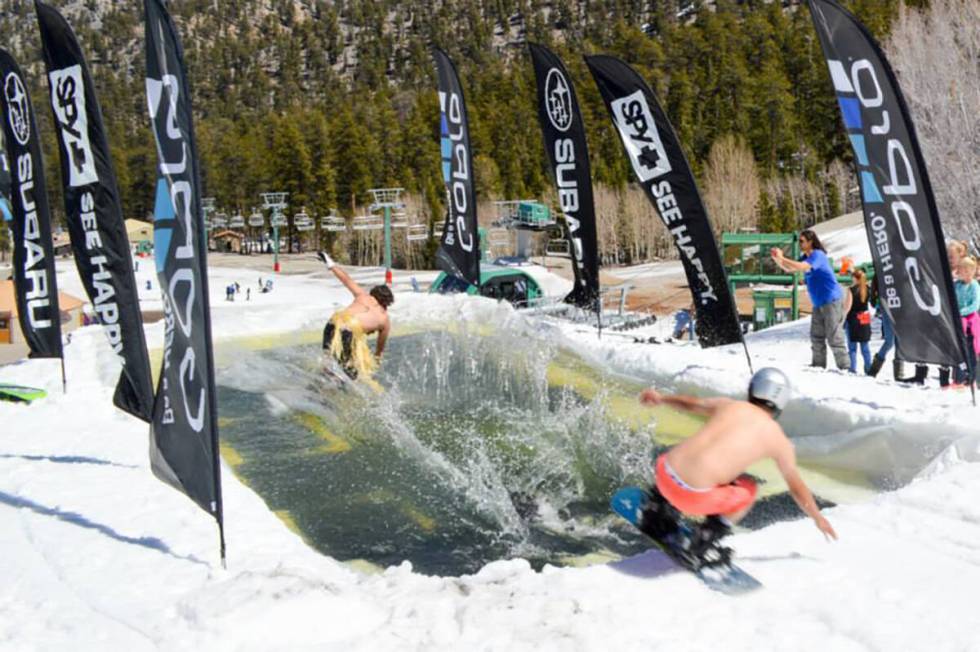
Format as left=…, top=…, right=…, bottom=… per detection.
left=748, top=367, right=791, bottom=417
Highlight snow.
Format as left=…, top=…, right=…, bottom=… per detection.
left=2, top=239, right=980, bottom=650
left=814, top=211, right=873, bottom=267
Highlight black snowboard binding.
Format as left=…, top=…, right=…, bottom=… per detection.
left=637, top=486, right=681, bottom=541
left=688, top=515, right=733, bottom=569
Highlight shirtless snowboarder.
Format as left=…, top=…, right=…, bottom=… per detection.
left=639, top=367, right=837, bottom=555
left=318, top=252, right=393, bottom=383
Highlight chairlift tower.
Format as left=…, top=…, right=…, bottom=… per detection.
left=369, top=187, right=405, bottom=286
left=493, top=200, right=558, bottom=261
left=261, top=192, right=288, bottom=272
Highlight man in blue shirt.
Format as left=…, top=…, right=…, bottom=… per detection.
left=770, top=229, right=849, bottom=369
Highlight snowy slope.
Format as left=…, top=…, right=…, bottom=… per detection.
left=2, top=247, right=980, bottom=650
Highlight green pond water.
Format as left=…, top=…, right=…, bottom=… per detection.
left=216, top=323, right=859, bottom=576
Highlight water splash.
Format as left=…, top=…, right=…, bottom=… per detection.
left=217, top=321, right=661, bottom=575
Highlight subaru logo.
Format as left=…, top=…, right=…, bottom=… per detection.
left=545, top=68, right=573, bottom=132
left=4, top=72, right=30, bottom=146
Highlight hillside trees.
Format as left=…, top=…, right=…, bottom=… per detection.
left=884, top=0, right=980, bottom=249
left=0, top=0, right=942, bottom=267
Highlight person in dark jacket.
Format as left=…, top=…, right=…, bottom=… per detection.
left=868, top=274, right=895, bottom=378
left=845, top=269, right=873, bottom=374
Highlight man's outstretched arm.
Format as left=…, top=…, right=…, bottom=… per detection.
left=770, top=247, right=811, bottom=273
left=639, top=389, right=728, bottom=417
left=776, top=448, right=838, bottom=541
left=319, top=252, right=366, bottom=297
left=375, top=318, right=390, bottom=358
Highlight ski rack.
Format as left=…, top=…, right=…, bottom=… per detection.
left=522, top=285, right=654, bottom=331
left=598, top=284, right=656, bottom=331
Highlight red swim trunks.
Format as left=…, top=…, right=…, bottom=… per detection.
left=654, top=454, right=757, bottom=516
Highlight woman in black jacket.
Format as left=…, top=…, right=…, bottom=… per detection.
left=845, top=269, right=873, bottom=374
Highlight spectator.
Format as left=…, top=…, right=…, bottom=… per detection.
left=898, top=240, right=969, bottom=385
left=868, top=274, right=895, bottom=378
left=953, top=256, right=979, bottom=387
left=935, top=241, right=970, bottom=386
left=672, top=301, right=696, bottom=341
left=771, top=229, right=848, bottom=370
left=844, top=269, right=873, bottom=374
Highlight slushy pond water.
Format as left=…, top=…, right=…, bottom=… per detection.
left=216, top=323, right=858, bottom=576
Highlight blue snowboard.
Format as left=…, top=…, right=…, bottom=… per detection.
left=611, top=487, right=762, bottom=595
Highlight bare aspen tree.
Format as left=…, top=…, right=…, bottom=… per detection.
left=594, top=185, right=621, bottom=265
left=885, top=0, right=980, bottom=250
left=702, top=135, right=761, bottom=235
left=825, top=159, right=862, bottom=216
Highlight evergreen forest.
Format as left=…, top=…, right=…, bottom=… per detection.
left=0, top=0, right=942, bottom=266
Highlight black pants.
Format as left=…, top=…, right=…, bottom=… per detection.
left=323, top=322, right=357, bottom=379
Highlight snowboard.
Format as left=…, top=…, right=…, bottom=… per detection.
left=611, top=486, right=762, bottom=595
left=0, top=384, right=47, bottom=404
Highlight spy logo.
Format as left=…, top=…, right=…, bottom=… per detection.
left=610, top=90, right=672, bottom=182
left=47, top=65, right=98, bottom=188
left=4, top=72, right=31, bottom=146
left=545, top=68, right=573, bottom=132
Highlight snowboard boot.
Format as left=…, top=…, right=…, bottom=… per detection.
left=638, top=486, right=681, bottom=541
left=939, top=367, right=951, bottom=388
left=868, top=354, right=885, bottom=378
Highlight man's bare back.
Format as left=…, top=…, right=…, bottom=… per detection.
left=341, top=294, right=389, bottom=335
left=318, top=252, right=393, bottom=358
left=665, top=399, right=792, bottom=488
left=640, top=368, right=837, bottom=540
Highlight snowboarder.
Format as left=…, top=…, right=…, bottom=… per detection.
left=639, top=368, right=838, bottom=556
left=318, top=252, right=393, bottom=383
